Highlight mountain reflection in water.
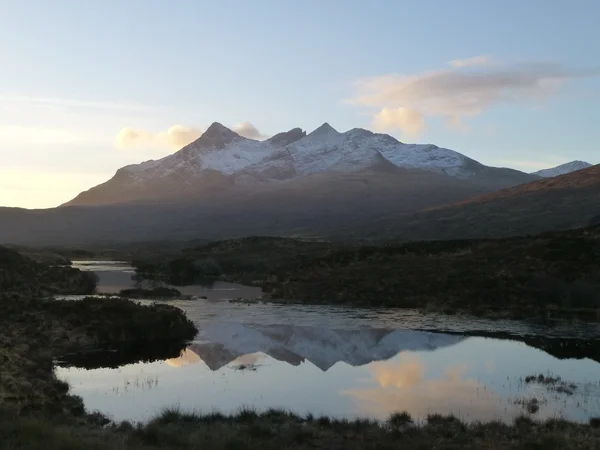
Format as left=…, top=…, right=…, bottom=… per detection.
left=57, top=261, right=600, bottom=423
left=56, top=322, right=600, bottom=425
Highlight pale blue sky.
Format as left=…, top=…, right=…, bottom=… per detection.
left=1, top=0, right=599, bottom=208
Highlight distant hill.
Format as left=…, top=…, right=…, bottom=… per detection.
left=354, top=164, right=600, bottom=242
left=532, top=160, right=593, bottom=178
left=0, top=167, right=494, bottom=245
left=0, top=164, right=597, bottom=246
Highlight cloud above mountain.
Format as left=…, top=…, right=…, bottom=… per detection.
left=352, top=59, right=599, bottom=135
left=372, top=107, right=425, bottom=136
left=116, top=125, right=203, bottom=150
left=115, top=121, right=267, bottom=150
left=233, top=122, right=268, bottom=140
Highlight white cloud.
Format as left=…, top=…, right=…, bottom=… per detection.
left=232, top=121, right=268, bottom=140
left=352, top=60, right=599, bottom=135
left=115, top=125, right=203, bottom=150
left=449, top=55, right=491, bottom=68
left=372, top=107, right=425, bottom=136
left=115, top=121, right=268, bottom=150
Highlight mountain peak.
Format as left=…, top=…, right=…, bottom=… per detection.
left=309, top=122, right=339, bottom=136
left=191, top=122, right=241, bottom=150
left=266, top=127, right=306, bottom=147
left=203, top=121, right=238, bottom=138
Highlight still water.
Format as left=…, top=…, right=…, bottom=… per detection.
left=55, top=261, right=600, bottom=424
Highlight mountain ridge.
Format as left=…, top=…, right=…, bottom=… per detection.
left=63, top=122, right=538, bottom=207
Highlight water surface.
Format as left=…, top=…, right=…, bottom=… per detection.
left=56, top=261, right=600, bottom=424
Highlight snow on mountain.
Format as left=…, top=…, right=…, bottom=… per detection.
left=237, top=124, right=390, bottom=181
left=288, top=125, right=391, bottom=175
left=225, top=122, right=492, bottom=186
left=532, top=161, right=593, bottom=178
left=379, top=143, right=482, bottom=178
left=63, top=121, right=542, bottom=206
left=121, top=122, right=279, bottom=180
left=117, top=122, right=491, bottom=185
left=182, top=322, right=464, bottom=371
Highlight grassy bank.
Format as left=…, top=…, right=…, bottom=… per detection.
left=1, top=408, right=599, bottom=450
left=0, top=245, right=97, bottom=299
left=130, top=227, right=600, bottom=318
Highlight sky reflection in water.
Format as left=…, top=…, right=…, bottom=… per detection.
left=57, top=331, right=600, bottom=424
left=56, top=262, right=600, bottom=424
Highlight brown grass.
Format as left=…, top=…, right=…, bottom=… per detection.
left=1, top=408, right=599, bottom=450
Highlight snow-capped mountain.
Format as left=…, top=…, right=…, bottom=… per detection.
left=64, top=122, right=536, bottom=207
left=117, top=122, right=295, bottom=180
left=124, top=121, right=489, bottom=181
left=532, top=161, right=593, bottom=178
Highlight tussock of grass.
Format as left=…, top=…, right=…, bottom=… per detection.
left=388, top=411, right=413, bottom=427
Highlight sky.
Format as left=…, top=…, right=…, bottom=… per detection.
left=1, top=0, right=599, bottom=209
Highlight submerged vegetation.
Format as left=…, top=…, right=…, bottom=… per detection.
left=130, top=226, right=600, bottom=318
left=523, top=373, right=579, bottom=396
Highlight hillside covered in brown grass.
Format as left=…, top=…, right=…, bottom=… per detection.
left=354, top=164, right=600, bottom=242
